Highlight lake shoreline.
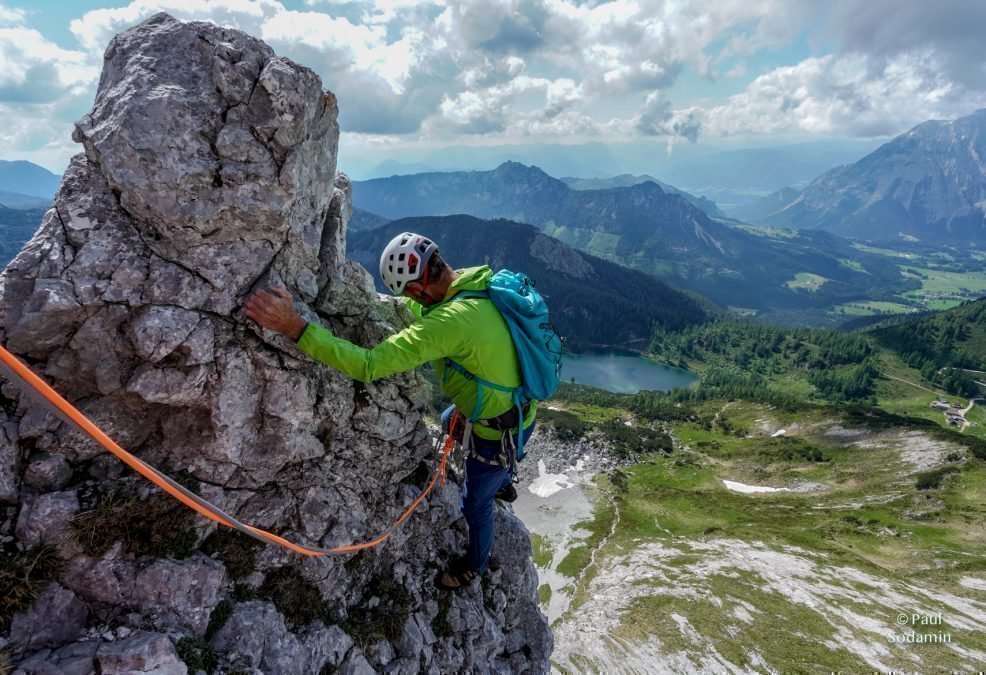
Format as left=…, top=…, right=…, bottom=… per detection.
left=561, top=349, right=699, bottom=394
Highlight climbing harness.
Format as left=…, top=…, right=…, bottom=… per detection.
left=0, top=344, right=459, bottom=557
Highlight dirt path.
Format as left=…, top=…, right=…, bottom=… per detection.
left=959, top=397, right=983, bottom=431
left=878, top=370, right=940, bottom=394
left=712, top=400, right=735, bottom=425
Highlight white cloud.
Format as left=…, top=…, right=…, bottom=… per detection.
left=544, top=78, right=581, bottom=118
left=0, top=88, right=95, bottom=171
left=428, top=73, right=590, bottom=137
left=0, top=4, right=95, bottom=171
left=0, top=28, right=96, bottom=102
left=69, top=0, right=282, bottom=52
left=436, top=0, right=563, bottom=56
left=820, top=0, right=986, bottom=89
left=67, top=0, right=448, bottom=134
left=3, top=0, right=986, bottom=169
left=0, top=3, right=24, bottom=26
left=634, top=92, right=701, bottom=141
left=703, top=50, right=986, bottom=138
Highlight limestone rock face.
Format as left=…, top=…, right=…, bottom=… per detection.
left=0, top=13, right=550, bottom=674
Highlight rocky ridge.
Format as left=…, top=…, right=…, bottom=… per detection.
left=0, top=13, right=550, bottom=674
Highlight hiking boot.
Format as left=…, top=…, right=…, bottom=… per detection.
left=435, top=556, right=479, bottom=592
left=495, top=483, right=518, bottom=503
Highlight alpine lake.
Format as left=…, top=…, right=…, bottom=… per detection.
left=560, top=349, right=698, bottom=394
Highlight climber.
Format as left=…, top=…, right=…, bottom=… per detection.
left=241, top=232, right=537, bottom=591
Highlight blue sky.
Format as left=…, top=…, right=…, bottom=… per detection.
left=2, top=0, right=986, bottom=173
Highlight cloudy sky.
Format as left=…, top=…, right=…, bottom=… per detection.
left=2, top=0, right=986, bottom=173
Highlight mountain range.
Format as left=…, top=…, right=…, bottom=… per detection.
left=342, top=139, right=882, bottom=207
left=0, top=160, right=61, bottom=199
left=559, top=174, right=725, bottom=218
left=0, top=204, right=47, bottom=266
left=347, top=215, right=713, bottom=350
left=750, top=109, right=986, bottom=243
left=351, top=162, right=912, bottom=311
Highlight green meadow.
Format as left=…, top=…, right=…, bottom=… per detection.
left=545, top=399, right=986, bottom=673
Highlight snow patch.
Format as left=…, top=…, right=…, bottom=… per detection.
left=527, top=459, right=574, bottom=498
left=723, top=480, right=791, bottom=494
left=959, top=577, right=986, bottom=591
left=771, top=428, right=786, bottom=437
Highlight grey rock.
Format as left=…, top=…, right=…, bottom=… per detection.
left=509, top=651, right=530, bottom=673
left=303, top=623, right=352, bottom=673
left=9, top=583, right=87, bottom=651
left=133, top=556, right=224, bottom=635
left=128, top=306, right=202, bottom=363
left=15, top=489, right=79, bottom=547
left=317, top=173, right=352, bottom=289
left=4, top=278, right=85, bottom=358
left=0, top=11, right=552, bottom=675
left=125, top=363, right=210, bottom=406
left=366, top=639, right=396, bottom=669
left=492, top=657, right=514, bottom=674
left=66, top=304, right=130, bottom=394
left=96, top=631, right=187, bottom=674
left=210, top=600, right=304, bottom=672
left=398, top=614, right=424, bottom=658
left=338, top=649, right=376, bottom=675
left=23, top=453, right=73, bottom=492
left=177, top=320, right=215, bottom=365
left=73, top=13, right=337, bottom=315
left=382, top=657, right=421, bottom=674
left=434, top=642, right=465, bottom=673
left=0, top=415, right=19, bottom=503
left=415, top=612, right=437, bottom=645
left=16, top=405, right=61, bottom=441
left=62, top=555, right=137, bottom=606
left=11, top=640, right=99, bottom=675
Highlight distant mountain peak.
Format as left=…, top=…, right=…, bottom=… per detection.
left=761, top=109, right=986, bottom=242
left=0, top=159, right=62, bottom=199
left=492, top=160, right=557, bottom=180
left=626, top=180, right=666, bottom=195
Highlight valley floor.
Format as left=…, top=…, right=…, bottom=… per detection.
left=515, top=401, right=986, bottom=673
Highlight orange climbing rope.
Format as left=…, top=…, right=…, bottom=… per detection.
left=0, top=344, right=459, bottom=557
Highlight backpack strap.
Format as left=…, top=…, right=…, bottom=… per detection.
left=443, top=357, right=516, bottom=422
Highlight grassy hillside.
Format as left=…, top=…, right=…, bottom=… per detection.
left=869, top=298, right=986, bottom=397
left=649, top=320, right=880, bottom=405
left=527, top=291, right=986, bottom=672
left=643, top=298, right=986, bottom=437
left=527, top=397, right=986, bottom=672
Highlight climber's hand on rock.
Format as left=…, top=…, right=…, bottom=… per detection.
left=242, top=285, right=307, bottom=341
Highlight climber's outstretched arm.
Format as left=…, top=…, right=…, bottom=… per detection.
left=242, top=285, right=464, bottom=383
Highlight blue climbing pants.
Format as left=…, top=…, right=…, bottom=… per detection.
left=442, top=404, right=536, bottom=574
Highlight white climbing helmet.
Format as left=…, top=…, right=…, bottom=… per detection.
left=379, top=232, right=439, bottom=294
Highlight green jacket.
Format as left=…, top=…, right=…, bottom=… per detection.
left=295, top=265, right=536, bottom=441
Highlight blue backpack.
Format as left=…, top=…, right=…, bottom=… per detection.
left=445, top=270, right=563, bottom=464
